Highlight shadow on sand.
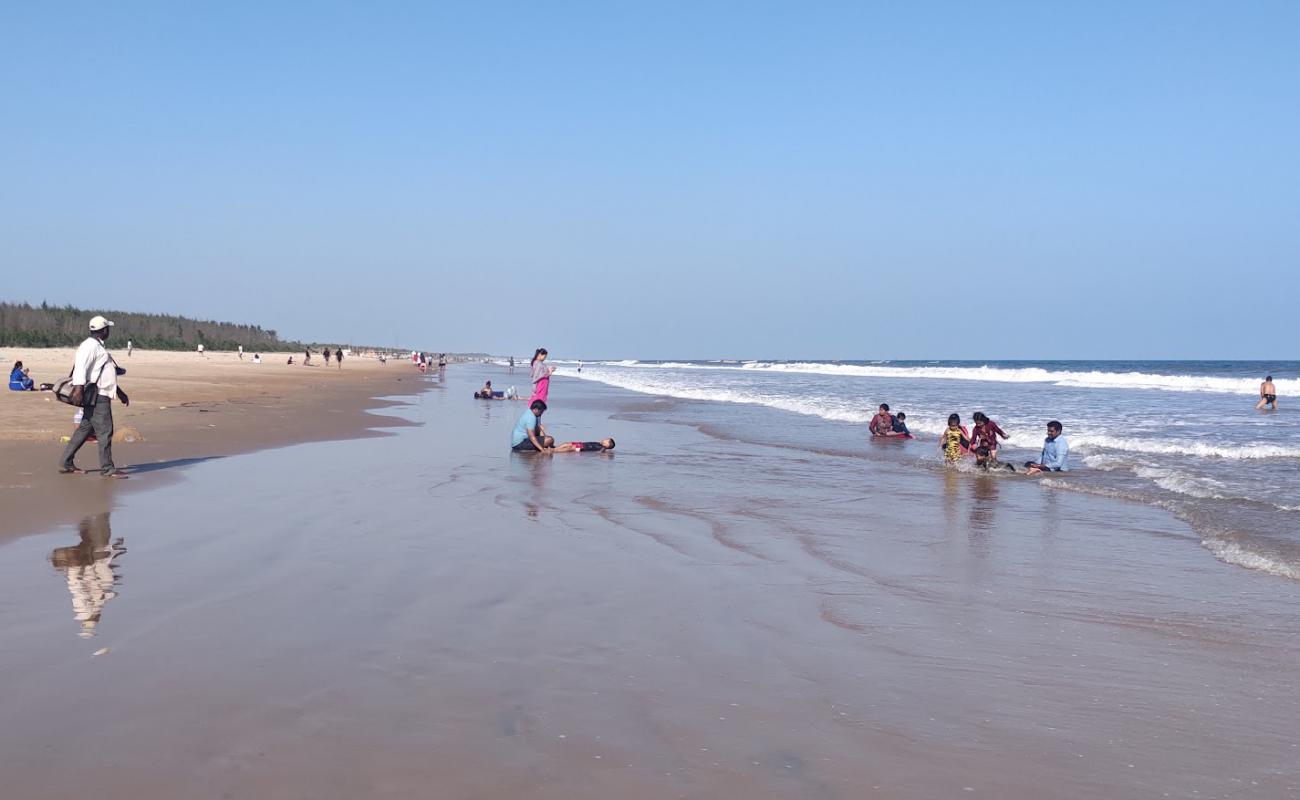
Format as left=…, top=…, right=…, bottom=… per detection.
left=125, top=456, right=224, bottom=475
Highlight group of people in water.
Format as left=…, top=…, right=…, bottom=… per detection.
left=869, top=403, right=1070, bottom=475
left=490, top=348, right=614, bottom=455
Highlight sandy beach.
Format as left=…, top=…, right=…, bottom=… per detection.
left=0, top=365, right=1295, bottom=800
left=0, top=347, right=419, bottom=541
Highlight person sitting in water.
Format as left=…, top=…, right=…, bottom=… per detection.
left=973, top=445, right=1015, bottom=472
left=553, top=438, right=616, bottom=453
left=1024, top=421, right=1069, bottom=474
left=970, top=412, right=1009, bottom=456
left=1256, top=375, right=1278, bottom=410
left=888, top=411, right=911, bottom=437
left=9, top=361, right=35, bottom=391
left=868, top=403, right=895, bottom=437
left=939, top=414, right=971, bottom=462
left=475, top=380, right=506, bottom=399
left=511, top=400, right=554, bottom=452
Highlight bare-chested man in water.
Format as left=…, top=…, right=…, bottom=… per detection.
left=1255, top=375, right=1278, bottom=410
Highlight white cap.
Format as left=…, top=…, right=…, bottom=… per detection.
left=88, top=315, right=115, bottom=331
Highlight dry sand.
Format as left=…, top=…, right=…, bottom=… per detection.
left=0, top=347, right=419, bottom=541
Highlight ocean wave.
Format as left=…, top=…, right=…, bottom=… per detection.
left=592, top=360, right=1294, bottom=396
left=1201, top=539, right=1300, bottom=581
left=1072, top=434, right=1300, bottom=460
left=563, top=370, right=1300, bottom=461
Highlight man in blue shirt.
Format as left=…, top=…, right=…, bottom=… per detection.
left=1025, top=420, right=1069, bottom=474
left=511, top=400, right=553, bottom=452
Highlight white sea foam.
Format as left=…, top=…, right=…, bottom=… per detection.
left=564, top=368, right=1300, bottom=461
left=587, top=360, right=1295, bottom=397
left=1202, top=539, right=1300, bottom=581
left=1072, top=434, right=1300, bottom=460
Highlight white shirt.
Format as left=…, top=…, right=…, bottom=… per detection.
left=71, top=336, right=118, bottom=397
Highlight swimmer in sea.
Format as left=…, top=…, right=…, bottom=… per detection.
left=1256, top=375, right=1278, bottom=410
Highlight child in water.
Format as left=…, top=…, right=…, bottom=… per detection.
left=939, top=414, right=971, bottom=462
left=553, top=438, right=616, bottom=453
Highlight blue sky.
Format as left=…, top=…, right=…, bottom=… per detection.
left=3, top=1, right=1297, bottom=359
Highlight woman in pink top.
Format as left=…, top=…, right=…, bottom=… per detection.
left=528, top=348, right=555, bottom=404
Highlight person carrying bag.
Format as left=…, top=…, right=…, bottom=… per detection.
left=58, top=315, right=130, bottom=479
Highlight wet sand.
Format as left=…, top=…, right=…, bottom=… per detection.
left=0, top=348, right=420, bottom=541
left=0, top=366, right=1296, bottom=799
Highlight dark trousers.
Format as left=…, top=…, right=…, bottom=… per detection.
left=60, top=400, right=115, bottom=475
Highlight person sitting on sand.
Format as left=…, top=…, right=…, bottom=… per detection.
left=970, top=412, right=1009, bottom=457
left=868, top=403, right=895, bottom=436
left=511, top=400, right=554, bottom=452
left=252, top=354, right=262, bottom=364
left=939, top=414, right=971, bottom=462
left=1256, top=375, right=1278, bottom=410
left=9, top=361, right=35, bottom=391
left=553, top=438, right=616, bottom=453
left=1024, top=421, right=1069, bottom=474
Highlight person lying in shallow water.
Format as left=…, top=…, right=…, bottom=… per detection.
left=552, top=438, right=616, bottom=453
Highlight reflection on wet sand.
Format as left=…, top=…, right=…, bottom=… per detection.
left=49, top=513, right=125, bottom=638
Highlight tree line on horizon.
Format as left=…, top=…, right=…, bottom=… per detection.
left=0, top=301, right=295, bottom=351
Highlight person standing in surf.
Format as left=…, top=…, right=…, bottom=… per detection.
left=970, top=412, right=1010, bottom=457
left=1256, top=375, right=1278, bottom=410
left=940, top=414, right=971, bottom=463
left=529, top=348, right=555, bottom=404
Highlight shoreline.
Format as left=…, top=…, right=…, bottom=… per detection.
left=0, top=347, right=428, bottom=543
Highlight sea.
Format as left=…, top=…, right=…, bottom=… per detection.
left=539, top=359, right=1299, bottom=581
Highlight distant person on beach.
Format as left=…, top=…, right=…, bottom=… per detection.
left=970, top=412, right=1009, bottom=457
left=304, top=348, right=311, bottom=366
left=511, top=400, right=553, bottom=452
left=940, top=414, right=971, bottom=462
left=1024, top=421, right=1069, bottom=474
left=323, top=348, right=331, bottom=365
left=336, top=349, right=344, bottom=369
left=868, top=404, right=894, bottom=436
left=509, top=356, right=515, bottom=372
left=126, top=340, right=132, bottom=357
left=287, top=355, right=295, bottom=365
left=553, top=438, right=615, bottom=453
left=252, top=354, right=261, bottom=364
left=9, top=361, right=35, bottom=391
left=197, top=343, right=205, bottom=357
left=1256, top=376, right=1278, bottom=410
left=529, top=348, right=555, bottom=404
left=59, top=315, right=129, bottom=479
left=238, top=345, right=244, bottom=360
left=577, top=361, right=583, bottom=373
left=439, top=354, right=447, bottom=368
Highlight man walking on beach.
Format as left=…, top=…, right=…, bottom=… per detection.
left=59, top=316, right=128, bottom=479
left=1256, top=375, right=1278, bottom=410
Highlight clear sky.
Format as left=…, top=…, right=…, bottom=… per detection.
left=3, top=1, right=1297, bottom=359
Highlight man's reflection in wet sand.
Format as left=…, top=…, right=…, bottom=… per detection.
left=49, top=513, right=125, bottom=638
